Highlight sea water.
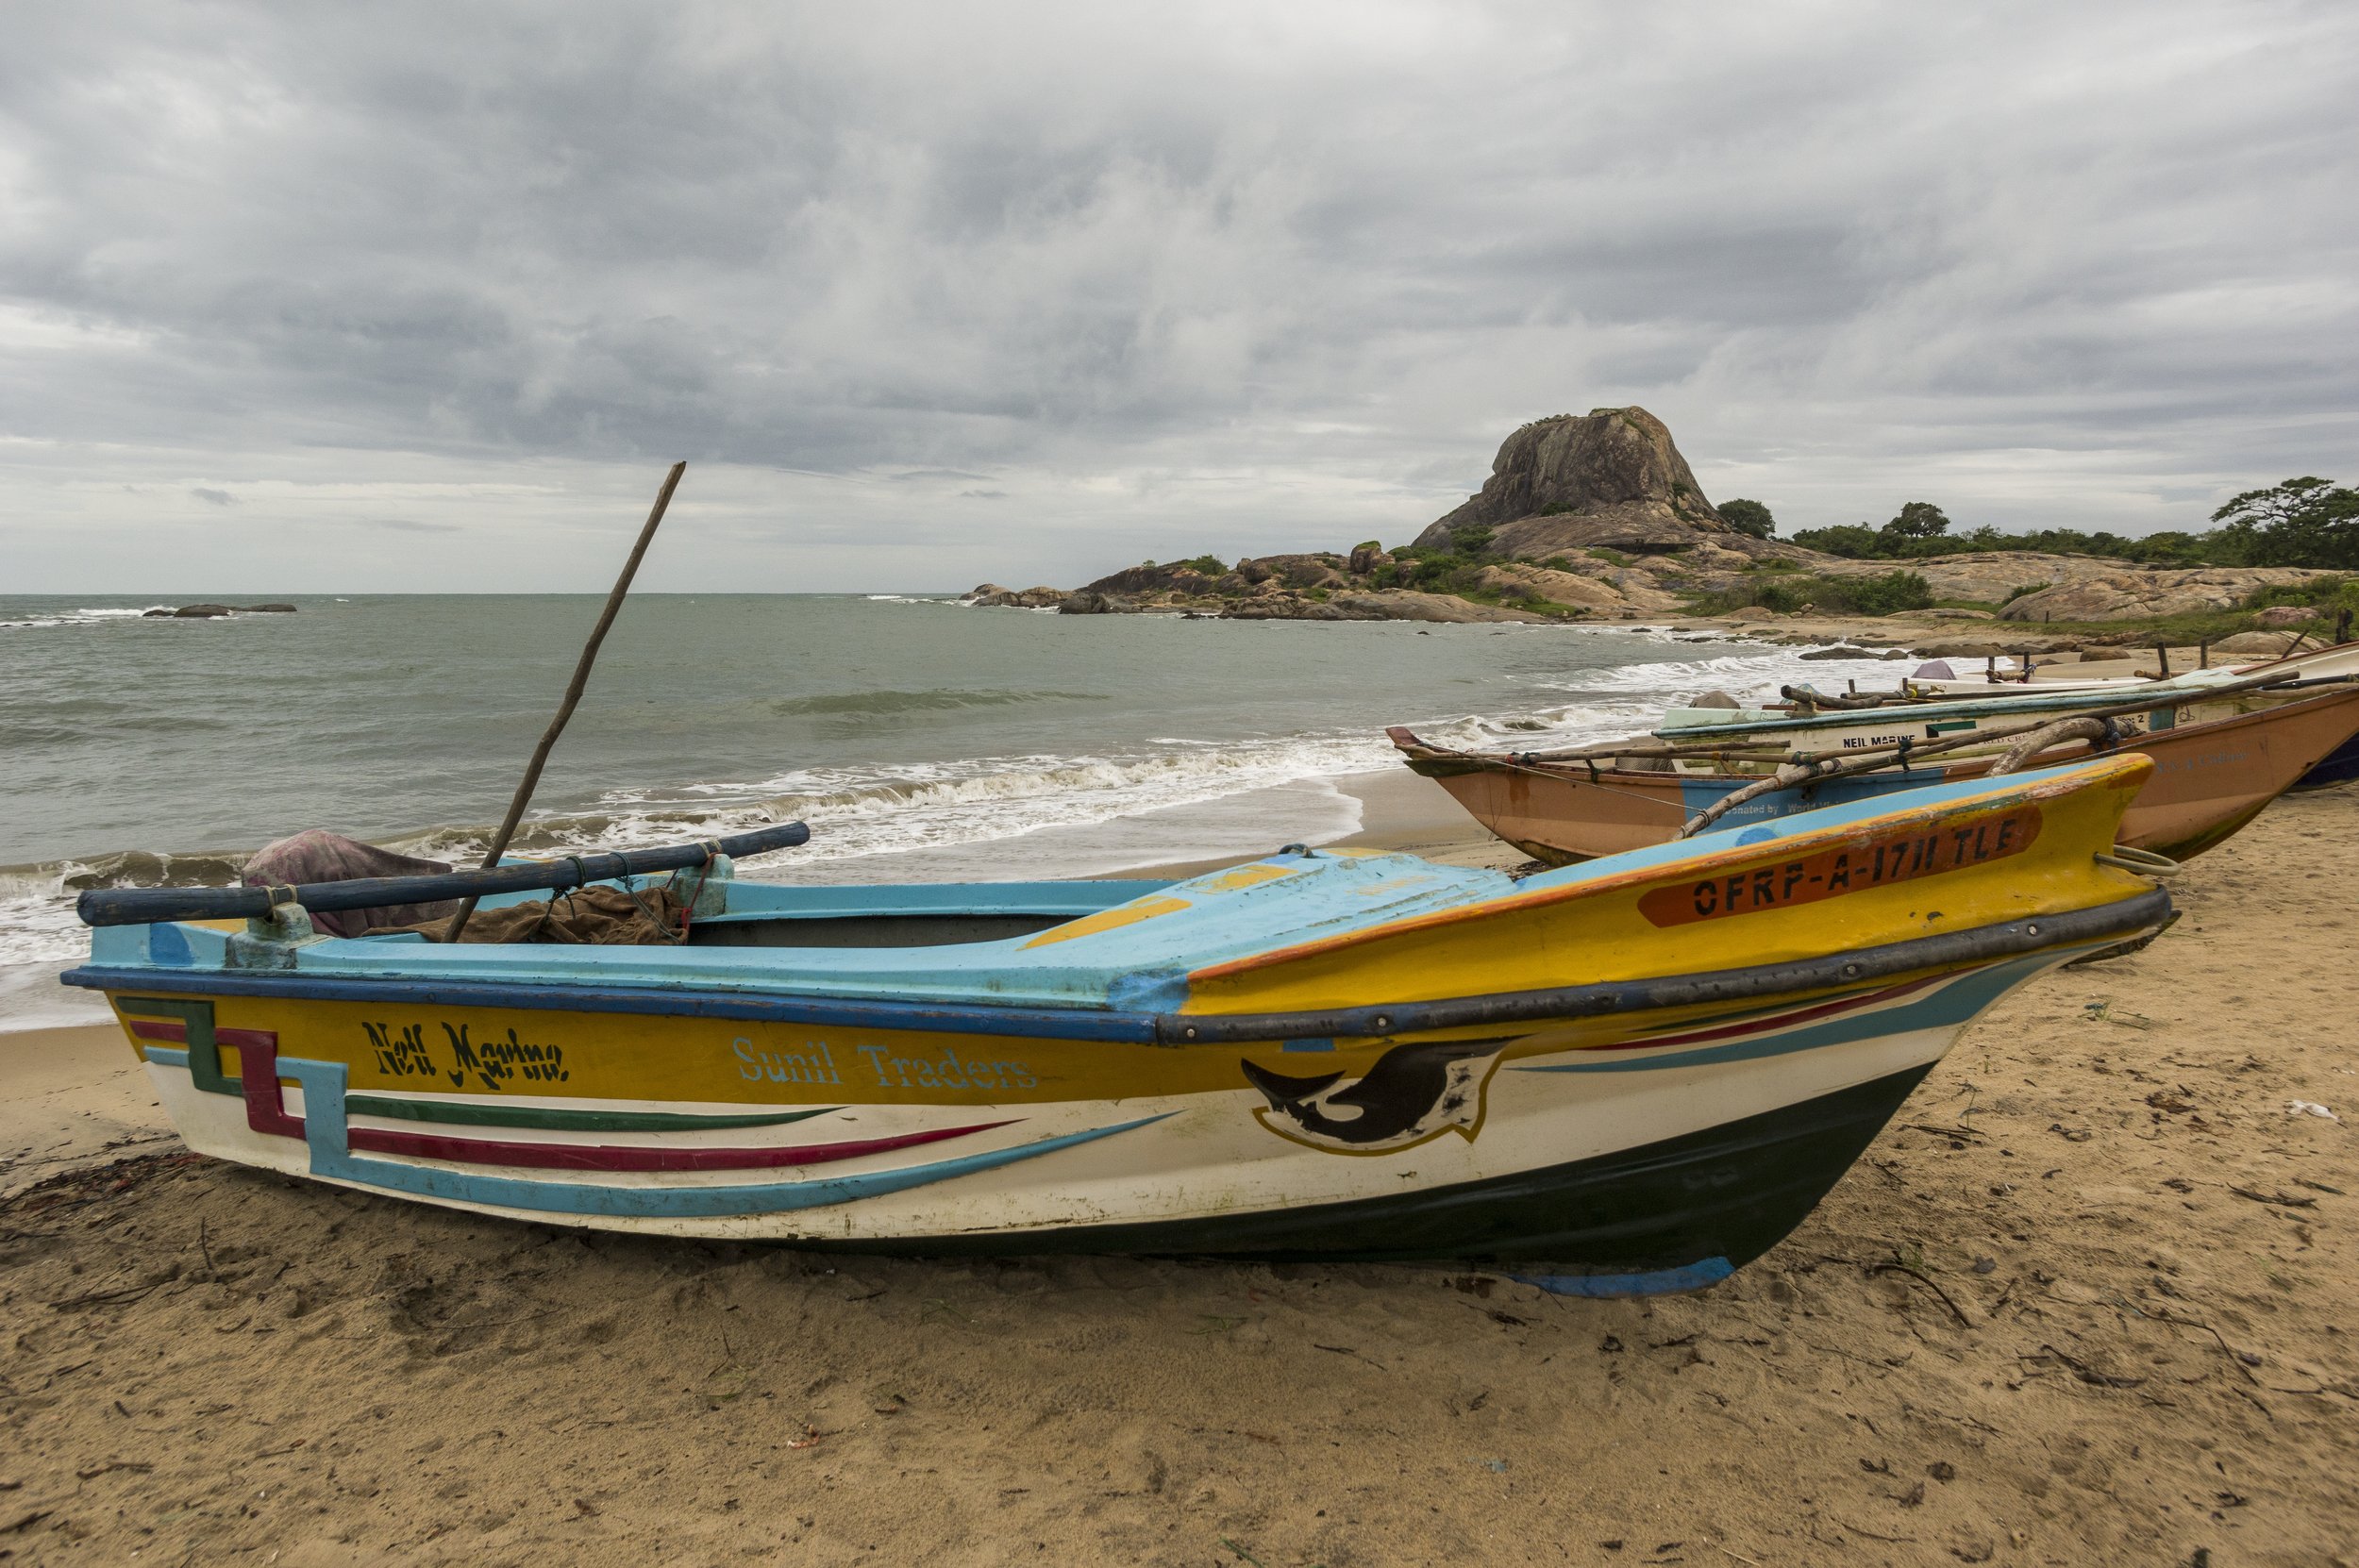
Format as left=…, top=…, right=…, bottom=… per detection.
left=0, top=593, right=1903, bottom=1027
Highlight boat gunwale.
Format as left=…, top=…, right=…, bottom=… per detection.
left=1194, top=755, right=2154, bottom=983
left=1656, top=670, right=2359, bottom=742
left=60, top=885, right=2170, bottom=1046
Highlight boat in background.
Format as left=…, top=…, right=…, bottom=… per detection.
left=64, top=759, right=2169, bottom=1292
left=1390, top=683, right=2359, bottom=864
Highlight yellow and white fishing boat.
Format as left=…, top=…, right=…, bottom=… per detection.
left=65, top=759, right=2169, bottom=1293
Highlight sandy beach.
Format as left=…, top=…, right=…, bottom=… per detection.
left=3, top=773, right=2353, bottom=1565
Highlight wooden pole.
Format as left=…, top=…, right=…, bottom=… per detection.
left=443, top=462, right=687, bottom=942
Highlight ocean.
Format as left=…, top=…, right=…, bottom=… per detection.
left=0, top=592, right=1901, bottom=1028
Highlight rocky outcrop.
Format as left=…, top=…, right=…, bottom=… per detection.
left=1412, top=407, right=1732, bottom=558
left=1226, top=591, right=1551, bottom=624
left=1997, top=567, right=2324, bottom=622
left=142, top=602, right=298, bottom=618
left=1058, top=592, right=1137, bottom=615
left=966, top=584, right=1069, bottom=609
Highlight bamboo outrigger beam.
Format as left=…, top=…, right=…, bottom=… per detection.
left=443, top=462, right=687, bottom=942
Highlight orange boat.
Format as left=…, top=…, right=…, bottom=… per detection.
left=1390, top=685, right=2359, bottom=865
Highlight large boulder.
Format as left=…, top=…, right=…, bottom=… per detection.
left=1413, top=407, right=1732, bottom=558
left=1465, top=563, right=1628, bottom=611
left=973, top=585, right=1067, bottom=609
left=1810, top=552, right=2127, bottom=605
left=2209, top=629, right=2317, bottom=656
left=1998, top=567, right=2328, bottom=622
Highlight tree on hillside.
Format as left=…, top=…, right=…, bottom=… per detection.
left=1718, top=498, right=1775, bottom=538
left=2211, top=476, right=2359, bottom=569
left=1882, top=501, right=1951, bottom=541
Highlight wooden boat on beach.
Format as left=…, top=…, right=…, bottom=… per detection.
left=64, top=762, right=2168, bottom=1292
left=1392, top=684, right=2359, bottom=864
left=1828, top=642, right=2359, bottom=792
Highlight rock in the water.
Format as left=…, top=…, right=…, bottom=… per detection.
left=171, top=604, right=235, bottom=618
left=1058, top=592, right=1136, bottom=615
left=1413, top=407, right=1732, bottom=558
left=972, top=585, right=1066, bottom=609
left=238, top=603, right=297, bottom=613
left=142, top=608, right=173, bottom=618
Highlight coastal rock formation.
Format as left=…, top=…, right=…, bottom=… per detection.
left=1998, top=567, right=2324, bottom=622
left=1224, top=591, right=1551, bottom=624
left=967, top=584, right=1069, bottom=609
left=1412, top=408, right=1732, bottom=558
left=141, top=602, right=299, bottom=618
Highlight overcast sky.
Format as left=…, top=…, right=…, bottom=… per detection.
left=3, top=1, right=2354, bottom=592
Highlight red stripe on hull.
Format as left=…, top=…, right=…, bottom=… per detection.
left=144, top=1021, right=1019, bottom=1173
left=343, top=1120, right=1015, bottom=1172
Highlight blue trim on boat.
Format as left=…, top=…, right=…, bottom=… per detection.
left=1512, top=1257, right=1735, bottom=1297
left=61, top=889, right=2172, bottom=1047
left=61, top=966, right=1163, bottom=1042
left=276, top=1053, right=1169, bottom=1218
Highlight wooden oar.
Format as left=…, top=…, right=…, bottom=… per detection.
left=443, top=461, right=686, bottom=942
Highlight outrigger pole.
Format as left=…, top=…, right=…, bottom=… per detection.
left=443, top=461, right=688, bottom=942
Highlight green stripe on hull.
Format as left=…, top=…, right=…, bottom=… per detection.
left=341, top=1096, right=840, bottom=1133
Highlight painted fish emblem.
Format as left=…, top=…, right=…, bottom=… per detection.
left=1241, top=1039, right=1510, bottom=1154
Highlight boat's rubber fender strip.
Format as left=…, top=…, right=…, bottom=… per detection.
left=60, top=888, right=2169, bottom=1048
left=75, top=821, right=812, bottom=927
left=1153, top=886, right=2172, bottom=1044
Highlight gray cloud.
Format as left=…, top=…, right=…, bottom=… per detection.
left=2, top=1, right=2355, bottom=591
left=190, top=487, right=234, bottom=505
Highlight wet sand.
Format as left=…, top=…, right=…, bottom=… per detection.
left=3, top=783, right=2353, bottom=1564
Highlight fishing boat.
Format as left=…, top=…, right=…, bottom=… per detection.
left=1861, top=641, right=2359, bottom=791
left=1895, top=637, right=2359, bottom=698
left=64, top=762, right=2167, bottom=1291
left=1390, top=683, right=2359, bottom=864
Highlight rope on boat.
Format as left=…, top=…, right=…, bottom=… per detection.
left=1987, top=715, right=2115, bottom=776
left=2096, top=845, right=2182, bottom=878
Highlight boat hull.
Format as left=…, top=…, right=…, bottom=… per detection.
left=63, top=759, right=2169, bottom=1288
left=1410, top=687, right=2359, bottom=863
left=98, top=942, right=2070, bottom=1276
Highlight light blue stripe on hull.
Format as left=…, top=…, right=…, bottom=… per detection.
left=1515, top=951, right=2062, bottom=1075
